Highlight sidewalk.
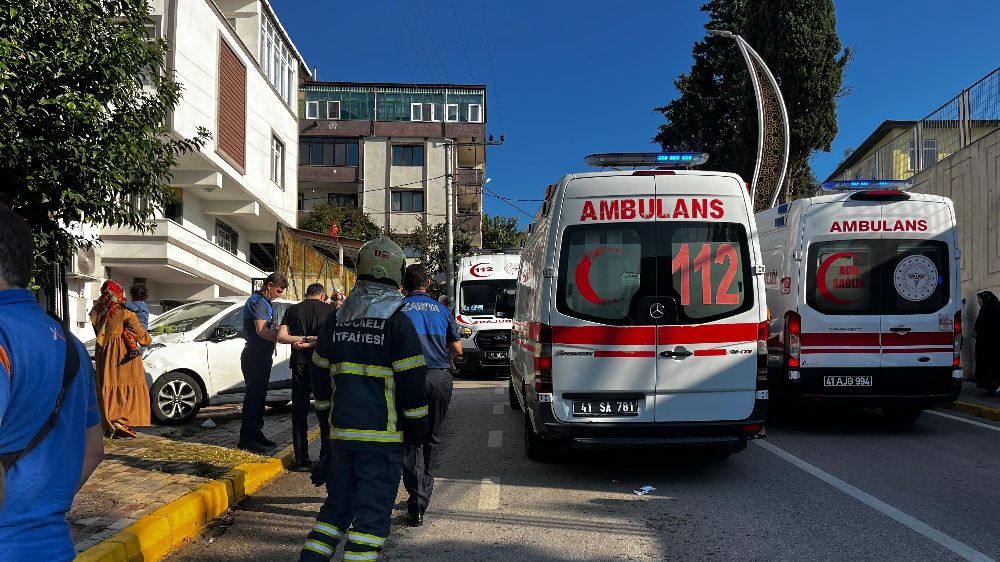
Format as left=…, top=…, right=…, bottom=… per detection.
left=946, top=381, right=1000, bottom=421
left=70, top=403, right=316, bottom=554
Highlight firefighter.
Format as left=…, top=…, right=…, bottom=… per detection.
left=300, top=237, right=428, bottom=562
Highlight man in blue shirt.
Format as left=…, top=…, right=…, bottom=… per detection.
left=238, top=272, right=288, bottom=453
left=0, top=205, right=104, bottom=561
left=399, top=264, right=461, bottom=526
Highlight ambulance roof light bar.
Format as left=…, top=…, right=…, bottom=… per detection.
left=819, top=179, right=913, bottom=191
left=585, top=152, right=710, bottom=169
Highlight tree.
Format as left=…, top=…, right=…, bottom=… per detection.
left=654, top=0, right=850, bottom=201
left=481, top=213, right=523, bottom=250
left=0, top=0, right=209, bottom=275
left=389, top=223, right=473, bottom=279
left=299, top=203, right=382, bottom=241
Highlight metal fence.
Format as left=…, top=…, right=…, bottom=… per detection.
left=858, top=68, right=1000, bottom=180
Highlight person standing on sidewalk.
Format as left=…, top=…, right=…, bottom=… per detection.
left=973, top=290, right=1000, bottom=396
left=399, top=263, right=462, bottom=527
left=277, top=283, right=332, bottom=469
left=238, top=272, right=288, bottom=453
left=0, top=205, right=104, bottom=560
left=299, top=238, right=428, bottom=562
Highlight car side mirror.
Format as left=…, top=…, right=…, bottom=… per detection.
left=212, top=325, right=239, bottom=341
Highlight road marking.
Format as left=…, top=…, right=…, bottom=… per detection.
left=754, top=440, right=995, bottom=562
left=926, top=409, right=1000, bottom=432
left=477, top=478, right=500, bottom=510
left=492, top=404, right=505, bottom=415
left=488, top=430, right=503, bottom=448
left=494, top=386, right=505, bottom=395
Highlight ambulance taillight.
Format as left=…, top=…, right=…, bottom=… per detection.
left=953, top=311, right=962, bottom=368
left=534, top=324, right=553, bottom=393
left=757, top=320, right=769, bottom=377
left=784, top=311, right=801, bottom=369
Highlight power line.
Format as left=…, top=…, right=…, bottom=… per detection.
left=414, top=0, right=450, bottom=82
left=479, top=0, right=505, bottom=131
left=450, top=0, right=476, bottom=82
left=483, top=185, right=533, bottom=217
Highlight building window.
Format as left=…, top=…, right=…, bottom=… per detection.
left=297, top=192, right=304, bottom=211
left=218, top=39, right=247, bottom=168
left=923, top=139, right=938, bottom=168
left=403, top=246, right=423, bottom=259
left=468, top=104, right=483, bottom=123
left=259, top=12, right=296, bottom=107
left=216, top=220, right=239, bottom=255
left=271, top=136, right=284, bottom=187
left=392, top=144, right=425, bottom=166
left=300, top=137, right=359, bottom=166
left=854, top=169, right=863, bottom=180
left=445, top=104, right=459, bottom=122
left=165, top=187, right=183, bottom=221
left=391, top=191, right=424, bottom=212
left=327, top=194, right=358, bottom=208
left=868, top=156, right=877, bottom=179
left=305, top=101, right=318, bottom=119
left=327, top=101, right=340, bottom=120
left=908, top=140, right=916, bottom=171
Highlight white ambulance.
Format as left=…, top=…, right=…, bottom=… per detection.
left=452, top=250, right=520, bottom=375
left=755, top=180, right=963, bottom=423
left=510, top=153, right=769, bottom=460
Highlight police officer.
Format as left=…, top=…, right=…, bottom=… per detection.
left=238, top=272, right=287, bottom=453
left=299, top=238, right=428, bottom=562
left=399, top=264, right=461, bottom=526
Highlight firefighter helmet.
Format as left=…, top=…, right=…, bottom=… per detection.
left=356, top=237, right=406, bottom=286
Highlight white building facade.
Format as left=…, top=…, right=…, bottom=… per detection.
left=65, top=0, right=308, bottom=339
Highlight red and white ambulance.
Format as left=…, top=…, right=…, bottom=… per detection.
left=510, top=153, right=769, bottom=460
left=453, top=250, right=520, bottom=374
left=755, top=180, right=963, bottom=423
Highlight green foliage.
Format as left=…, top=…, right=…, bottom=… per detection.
left=481, top=213, right=523, bottom=250
left=654, top=0, right=850, bottom=201
left=0, top=0, right=209, bottom=273
left=390, top=223, right=473, bottom=279
left=299, top=203, right=383, bottom=241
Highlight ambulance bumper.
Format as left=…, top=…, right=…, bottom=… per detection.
left=769, top=367, right=962, bottom=405
left=455, top=349, right=510, bottom=372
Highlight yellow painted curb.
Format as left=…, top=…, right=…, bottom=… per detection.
left=943, top=400, right=1000, bottom=421
left=75, top=427, right=322, bottom=562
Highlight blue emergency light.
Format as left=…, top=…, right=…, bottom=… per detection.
left=585, top=152, right=709, bottom=168
left=820, top=179, right=913, bottom=191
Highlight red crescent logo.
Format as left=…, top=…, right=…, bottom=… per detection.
left=816, top=251, right=860, bottom=305
left=574, top=247, right=623, bottom=305
left=470, top=262, right=492, bottom=278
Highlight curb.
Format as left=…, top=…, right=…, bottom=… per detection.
left=75, top=427, right=321, bottom=562
left=941, top=400, right=1000, bottom=422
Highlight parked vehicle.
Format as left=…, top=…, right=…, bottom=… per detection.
left=452, top=250, right=520, bottom=375
left=755, top=180, right=963, bottom=423
left=510, top=152, right=769, bottom=460
left=136, top=297, right=296, bottom=424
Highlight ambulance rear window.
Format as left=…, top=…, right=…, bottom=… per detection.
left=558, top=225, right=649, bottom=325
left=807, top=240, right=875, bottom=314
left=668, top=223, right=752, bottom=323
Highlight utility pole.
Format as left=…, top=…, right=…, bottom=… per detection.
left=444, top=135, right=504, bottom=304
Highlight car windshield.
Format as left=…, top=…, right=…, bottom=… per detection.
left=149, top=300, right=234, bottom=335
left=460, top=280, right=516, bottom=317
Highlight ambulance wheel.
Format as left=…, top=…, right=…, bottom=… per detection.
left=508, top=379, right=522, bottom=412
left=882, top=406, right=923, bottom=424
left=524, top=411, right=564, bottom=462
left=151, top=372, right=202, bottom=425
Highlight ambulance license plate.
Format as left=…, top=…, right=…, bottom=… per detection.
left=572, top=400, right=639, bottom=417
left=485, top=351, right=508, bottom=360
left=823, top=376, right=873, bottom=387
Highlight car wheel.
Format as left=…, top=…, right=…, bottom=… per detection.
left=883, top=406, right=923, bottom=424
left=508, top=378, right=522, bottom=412
left=524, top=410, right=564, bottom=462
left=150, top=372, right=203, bottom=425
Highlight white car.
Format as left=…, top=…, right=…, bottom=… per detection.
left=138, top=297, right=298, bottom=424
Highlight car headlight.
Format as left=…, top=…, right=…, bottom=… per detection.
left=459, top=327, right=473, bottom=338
left=141, top=343, right=166, bottom=359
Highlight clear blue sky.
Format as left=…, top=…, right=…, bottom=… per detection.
left=270, top=0, right=1000, bottom=223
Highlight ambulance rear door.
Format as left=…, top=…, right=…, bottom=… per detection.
left=801, top=199, right=883, bottom=369
left=878, top=199, right=955, bottom=368
left=653, top=174, right=760, bottom=422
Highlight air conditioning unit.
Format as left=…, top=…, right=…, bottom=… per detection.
left=68, top=246, right=101, bottom=280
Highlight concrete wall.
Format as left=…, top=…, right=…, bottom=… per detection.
left=910, top=128, right=1000, bottom=372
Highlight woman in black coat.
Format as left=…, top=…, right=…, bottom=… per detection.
left=974, top=290, right=1000, bottom=395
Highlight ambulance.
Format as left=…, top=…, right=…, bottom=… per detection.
left=755, top=180, right=963, bottom=423
left=452, top=250, right=520, bottom=374
left=509, top=153, right=769, bottom=460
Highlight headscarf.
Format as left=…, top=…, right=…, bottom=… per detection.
left=90, top=280, right=126, bottom=346
left=978, top=291, right=999, bottom=310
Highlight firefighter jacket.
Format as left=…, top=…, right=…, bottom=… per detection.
left=311, top=306, right=428, bottom=449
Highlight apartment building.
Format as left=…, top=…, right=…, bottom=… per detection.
left=297, top=81, right=487, bottom=251
left=66, top=0, right=308, bottom=339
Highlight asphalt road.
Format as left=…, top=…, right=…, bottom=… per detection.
left=166, top=377, right=1000, bottom=562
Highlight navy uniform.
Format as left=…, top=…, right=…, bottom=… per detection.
left=300, top=238, right=428, bottom=562
left=239, top=287, right=279, bottom=450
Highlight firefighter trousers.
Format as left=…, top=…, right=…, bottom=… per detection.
left=299, top=444, right=403, bottom=561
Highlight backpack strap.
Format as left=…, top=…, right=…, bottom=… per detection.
left=0, top=329, right=80, bottom=470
